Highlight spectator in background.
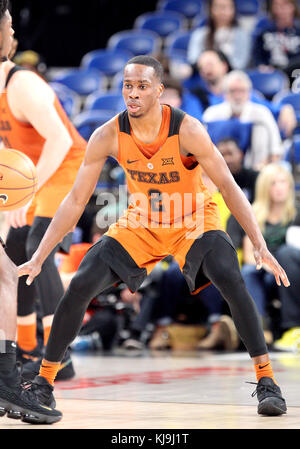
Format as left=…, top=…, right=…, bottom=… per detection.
left=240, top=163, right=300, bottom=340
left=188, top=54, right=296, bottom=139
left=184, top=50, right=231, bottom=111
left=252, top=0, right=300, bottom=70
left=160, top=76, right=203, bottom=120
left=273, top=225, right=300, bottom=351
left=203, top=70, right=287, bottom=169
left=13, top=50, right=47, bottom=77
left=187, top=0, right=251, bottom=70
left=217, top=138, right=259, bottom=203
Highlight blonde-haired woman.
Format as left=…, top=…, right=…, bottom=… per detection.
left=241, top=163, right=300, bottom=342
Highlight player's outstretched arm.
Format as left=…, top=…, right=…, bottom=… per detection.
left=18, top=120, right=118, bottom=285
left=179, top=115, right=290, bottom=288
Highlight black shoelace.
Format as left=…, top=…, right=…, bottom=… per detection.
left=245, top=381, right=278, bottom=398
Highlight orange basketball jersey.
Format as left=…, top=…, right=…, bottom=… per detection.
left=0, top=66, right=86, bottom=166
left=114, top=105, right=221, bottom=232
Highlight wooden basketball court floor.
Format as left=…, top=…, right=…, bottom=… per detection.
left=1, top=349, right=300, bottom=430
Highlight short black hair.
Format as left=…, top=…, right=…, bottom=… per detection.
left=217, top=137, right=241, bottom=149
left=124, top=55, right=164, bottom=82
left=0, top=0, right=9, bottom=23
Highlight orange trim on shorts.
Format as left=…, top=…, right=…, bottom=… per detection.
left=191, top=281, right=212, bottom=295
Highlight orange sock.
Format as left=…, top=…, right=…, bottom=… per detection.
left=43, top=326, right=51, bottom=347
left=254, top=360, right=277, bottom=384
left=17, top=323, right=37, bottom=352
left=39, top=359, right=61, bottom=386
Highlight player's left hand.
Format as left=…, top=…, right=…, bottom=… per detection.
left=5, top=201, right=32, bottom=228
left=18, top=256, right=42, bottom=286
left=253, top=246, right=290, bottom=287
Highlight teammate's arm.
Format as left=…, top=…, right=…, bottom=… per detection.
left=9, top=71, right=73, bottom=191
left=179, top=115, right=289, bottom=287
left=18, top=121, right=117, bottom=285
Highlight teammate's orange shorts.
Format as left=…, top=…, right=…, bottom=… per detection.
left=26, top=154, right=83, bottom=226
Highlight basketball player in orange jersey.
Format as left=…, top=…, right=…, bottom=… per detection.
left=0, top=3, right=86, bottom=381
left=0, top=0, right=62, bottom=424
left=19, top=55, right=289, bottom=420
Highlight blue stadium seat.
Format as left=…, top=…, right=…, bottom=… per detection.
left=252, top=16, right=272, bottom=36
left=50, top=82, right=81, bottom=118
left=285, top=136, right=300, bottom=165
left=73, top=110, right=116, bottom=140
left=205, top=119, right=253, bottom=153
left=134, top=11, right=185, bottom=38
left=51, top=69, right=104, bottom=97
left=81, top=49, right=132, bottom=77
left=165, top=31, right=192, bottom=59
left=247, top=69, right=289, bottom=100
left=107, top=29, right=161, bottom=56
left=235, top=0, right=259, bottom=15
left=276, top=92, right=300, bottom=122
left=159, top=0, right=202, bottom=19
left=285, top=135, right=300, bottom=196
left=110, top=71, right=124, bottom=92
left=191, top=14, right=207, bottom=28
left=85, top=92, right=125, bottom=113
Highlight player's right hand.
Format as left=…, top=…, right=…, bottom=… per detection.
left=18, top=257, right=42, bottom=286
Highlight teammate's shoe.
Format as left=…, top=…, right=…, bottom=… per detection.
left=17, top=345, right=42, bottom=365
left=22, top=349, right=75, bottom=382
left=250, top=377, right=287, bottom=416
left=0, top=367, right=62, bottom=424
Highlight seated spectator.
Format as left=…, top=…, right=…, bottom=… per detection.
left=184, top=50, right=231, bottom=111
left=252, top=0, right=300, bottom=71
left=187, top=0, right=251, bottom=70
left=217, top=138, right=259, bottom=203
left=203, top=70, right=286, bottom=169
left=240, top=163, right=300, bottom=340
left=160, top=76, right=203, bottom=120
left=273, top=226, right=300, bottom=350
left=187, top=53, right=296, bottom=138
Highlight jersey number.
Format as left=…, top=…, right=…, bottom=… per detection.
left=148, top=189, right=164, bottom=212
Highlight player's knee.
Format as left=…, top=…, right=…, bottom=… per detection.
left=67, top=272, right=88, bottom=298
left=211, top=259, right=245, bottom=298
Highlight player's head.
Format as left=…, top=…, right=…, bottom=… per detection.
left=123, top=55, right=164, bottom=118
left=0, top=0, right=14, bottom=62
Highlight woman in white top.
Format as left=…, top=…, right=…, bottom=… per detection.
left=187, top=0, right=251, bottom=70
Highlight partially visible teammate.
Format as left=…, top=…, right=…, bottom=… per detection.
left=0, top=0, right=62, bottom=424
left=0, top=3, right=86, bottom=380
left=20, top=55, right=289, bottom=421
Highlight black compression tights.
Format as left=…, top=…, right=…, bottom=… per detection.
left=45, top=242, right=120, bottom=361
left=5, top=219, right=64, bottom=318
left=45, top=234, right=268, bottom=362
left=201, top=234, right=267, bottom=357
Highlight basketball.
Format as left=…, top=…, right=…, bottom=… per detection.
left=0, top=148, right=37, bottom=211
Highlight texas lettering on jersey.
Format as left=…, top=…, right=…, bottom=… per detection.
left=126, top=168, right=180, bottom=184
